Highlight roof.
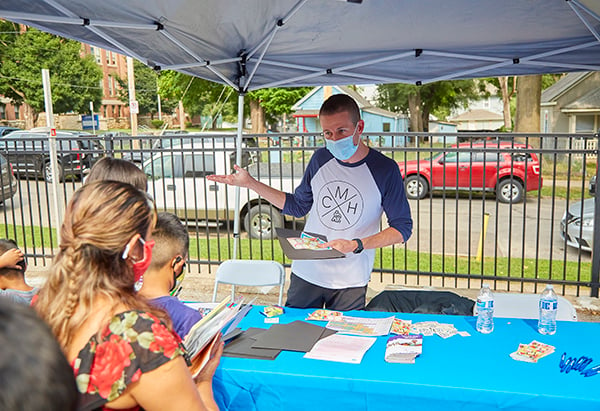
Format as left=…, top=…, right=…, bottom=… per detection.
left=449, top=109, right=503, bottom=122
left=293, top=85, right=404, bottom=119
left=541, top=72, right=592, bottom=103
left=562, top=87, right=600, bottom=111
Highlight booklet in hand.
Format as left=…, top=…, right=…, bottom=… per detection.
left=275, top=228, right=345, bottom=260
left=184, top=296, right=252, bottom=376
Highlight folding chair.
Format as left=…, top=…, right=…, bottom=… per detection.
left=212, top=259, right=286, bottom=306
left=474, top=292, right=578, bottom=321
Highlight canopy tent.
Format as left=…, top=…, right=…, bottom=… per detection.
left=1, top=0, right=600, bottom=266
left=2, top=0, right=600, bottom=91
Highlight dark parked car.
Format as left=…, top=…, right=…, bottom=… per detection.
left=398, top=142, right=542, bottom=203
left=0, top=126, right=21, bottom=137
left=0, top=130, right=104, bottom=183
left=0, top=152, right=18, bottom=204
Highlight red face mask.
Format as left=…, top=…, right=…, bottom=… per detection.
left=122, top=237, right=155, bottom=287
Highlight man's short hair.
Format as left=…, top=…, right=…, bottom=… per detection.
left=319, top=94, right=361, bottom=124
left=0, top=239, right=25, bottom=277
left=150, top=212, right=190, bottom=269
left=0, top=298, right=77, bottom=410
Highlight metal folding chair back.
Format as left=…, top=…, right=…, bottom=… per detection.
left=212, top=259, right=286, bottom=306
left=474, top=292, right=578, bottom=321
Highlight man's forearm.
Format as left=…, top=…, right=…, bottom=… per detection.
left=246, top=178, right=287, bottom=209
left=362, top=226, right=404, bottom=250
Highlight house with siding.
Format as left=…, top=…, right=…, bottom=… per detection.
left=540, top=71, right=600, bottom=133
left=292, top=85, right=408, bottom=146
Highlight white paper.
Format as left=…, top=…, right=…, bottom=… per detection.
left=304, top=334, right=376, bottom=364
left=325, top=316, right=394, bottom=336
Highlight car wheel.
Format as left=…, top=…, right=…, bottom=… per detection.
left=43, top=161, right=63, bottom=183
left=497, top=179, right=523, bottom=203
left=244, top=204, right=284, bottom=239
left=405, top=175, right=428, bottom=199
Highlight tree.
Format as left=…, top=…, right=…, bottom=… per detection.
left=157, top=70, right=310, bottom=132
left=377, top=80, right=483, bottom=132
left=248, top=87, right=311, bottom=133
left=115, top=59, right=177, bottom=117
left=0, top=23, right=102, bottom=128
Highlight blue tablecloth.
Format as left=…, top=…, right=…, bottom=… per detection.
left=213, top=307, right=600, bottom=411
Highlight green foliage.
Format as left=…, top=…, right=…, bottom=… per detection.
left=377, top=80, right=482, bottom=131
left=248, top=87, right=312, bottom=124
left=114, top=60, right=173, bottom=116
left=150, top=119, right=164, bottom=129
left=0, top=23, right=102, bottom=115
left=157, top=70, right=311, bottom=128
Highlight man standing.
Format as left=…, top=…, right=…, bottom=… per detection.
left=207, top=94, right=412, bottom=310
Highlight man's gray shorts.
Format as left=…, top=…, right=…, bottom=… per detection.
left=285, top=273, right=367, bottom=311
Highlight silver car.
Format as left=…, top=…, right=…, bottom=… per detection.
left=560, top=176, right=595, bottom=252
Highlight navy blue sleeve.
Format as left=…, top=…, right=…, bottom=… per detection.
left=283, top=148, right=331, bottom=218
left=368, top=152, right=413, bottom=243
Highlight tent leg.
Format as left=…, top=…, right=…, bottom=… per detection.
left=42, top=69, right=63, bottom=244
left=232, top=92, right=245, bottom=259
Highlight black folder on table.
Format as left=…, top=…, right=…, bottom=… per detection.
left=275, top=228, right=345, bottom=260
left=222, top=328, right=281, bottom=360
left=250, top=320, right=337, bottom=352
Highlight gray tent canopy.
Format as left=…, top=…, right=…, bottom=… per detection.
left=2, top=0, right=600, bottom=92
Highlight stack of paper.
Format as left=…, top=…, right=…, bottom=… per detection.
left=304, top=334, right=376, bottom=364
left=384, top=334, right=423, bottom=364
left=325, top=316, right=394, bottom=336
left=509, top=341, right=555, bottom=363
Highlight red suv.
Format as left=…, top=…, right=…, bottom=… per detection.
left=398, top=142, right=542, bottom=203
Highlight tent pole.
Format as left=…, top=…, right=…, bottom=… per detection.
left=42, top=69, right=63, bottom=244
left=232, top=92, right=245, bottom=259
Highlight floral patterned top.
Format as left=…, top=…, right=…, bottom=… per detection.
left=72, top=310, right=188, bottom=411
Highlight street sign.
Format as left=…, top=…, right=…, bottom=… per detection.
left=81, top=114, right=99, bottom=130
left=130, top=100, right=139, bottom=114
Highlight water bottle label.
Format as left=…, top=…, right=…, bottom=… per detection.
left=539, top=301, right=557, bottom=310
left=477, top=300, right=494, bottom=309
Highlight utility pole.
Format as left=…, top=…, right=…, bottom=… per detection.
left=127, top=56, right=138, bottom=137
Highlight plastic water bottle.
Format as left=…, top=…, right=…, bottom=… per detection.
left=476, top=284, right=494, bottom=334
left=538, top=285, right=558, bottom=335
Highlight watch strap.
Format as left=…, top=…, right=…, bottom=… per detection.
left=352, top=238, right=364, bottom=254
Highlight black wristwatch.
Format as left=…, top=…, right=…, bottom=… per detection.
left=352, top=238, right=364, bottom=254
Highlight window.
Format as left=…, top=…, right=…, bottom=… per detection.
left=472, top=152, right=499, bottom=163
left=90, top=46, right=101, bottom=64
left=107, top=76, right=113, bottom=96
left=0, top=105, right=5, bottom=120
left=13, top=106, right=19, bottom=120
left=382, top=122, right=391, bottom=132
left=576, top=115, right=595, bottom=133
left=184, top=154, right=215, bottom=177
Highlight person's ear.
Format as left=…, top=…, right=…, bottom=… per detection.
left=122, top=234, right=142, bottom=261
left=357, top=119, right=365, bottom=136
left=171, top=255, right=185, bottom=272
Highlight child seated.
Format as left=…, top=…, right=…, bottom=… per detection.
left=139, top=212, right=203, bottom=339
left=0, top=239, right=37, bottom=304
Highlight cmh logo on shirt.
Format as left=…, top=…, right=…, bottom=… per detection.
left=316, top=181, right=363, bottom=230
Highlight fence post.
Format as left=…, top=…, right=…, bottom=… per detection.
left=592, top=132, right=600, bottom=297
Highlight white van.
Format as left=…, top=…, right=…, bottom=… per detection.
left=143, top=139, right=302, bottom=239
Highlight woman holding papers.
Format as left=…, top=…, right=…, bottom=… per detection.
left=35, top=181, right=221, bottom=411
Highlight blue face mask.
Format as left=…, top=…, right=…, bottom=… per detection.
left=325, top=124, right=359, bottom=161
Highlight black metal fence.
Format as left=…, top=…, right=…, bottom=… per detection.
left=1, top=131, right=598, bottom=297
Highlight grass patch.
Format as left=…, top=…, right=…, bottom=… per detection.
left=6, top=225, right=590, bottom=284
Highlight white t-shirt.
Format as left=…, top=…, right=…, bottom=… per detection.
left=283, top=147, right=412, bottom=289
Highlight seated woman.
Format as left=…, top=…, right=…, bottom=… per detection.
left=35, top=180, right=221, bottom=411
